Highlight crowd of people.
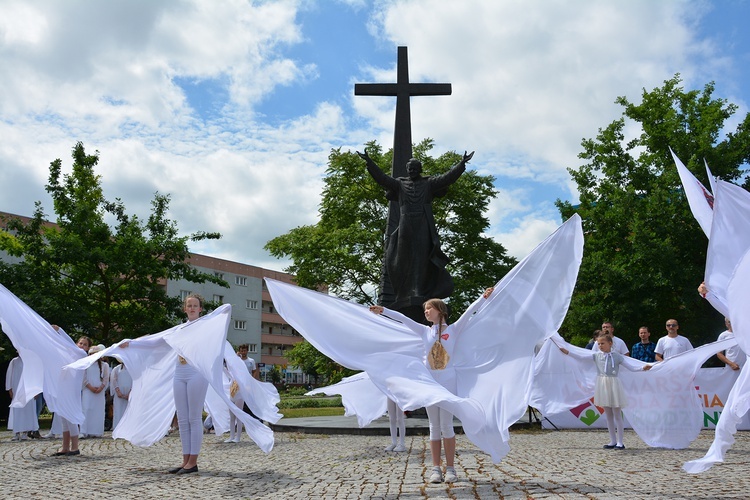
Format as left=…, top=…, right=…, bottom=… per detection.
left=584, top=314, right=741, bottom=369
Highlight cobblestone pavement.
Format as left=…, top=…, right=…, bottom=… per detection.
left=1, top=428, right=748, bottom=499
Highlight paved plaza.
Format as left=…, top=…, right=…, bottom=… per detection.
left=2, top=421, right=749, bottom=499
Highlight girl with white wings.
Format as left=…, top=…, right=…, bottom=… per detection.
left=370, top=288, right=493, bottom=483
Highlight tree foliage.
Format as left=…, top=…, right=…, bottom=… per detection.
left=267, top=139, right=515, bottom=383
left=557, top=75, right=750, bottom=347
left=0, top=142, right=227, bottom=353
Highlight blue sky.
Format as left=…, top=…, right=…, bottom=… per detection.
left=1, top=0, right=749, bottom=272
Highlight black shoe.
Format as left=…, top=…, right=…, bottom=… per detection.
left=176, top=465, right=198, bottom=475
left=66, top=450, right=80, bottom=456
left=603, top=444, right=616, bottom=449
left=167, top=467, right=184, bottom=474
left=614, top=444, right=625, bottom=450
left=52, top=451, right=69, bottom=456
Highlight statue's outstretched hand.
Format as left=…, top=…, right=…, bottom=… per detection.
left=357, top=150, right=372, bottom=163
left=462, top=151, right=475, bottom=163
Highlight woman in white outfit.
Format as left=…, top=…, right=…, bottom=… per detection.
left=120, top=294, right=207, bottom=474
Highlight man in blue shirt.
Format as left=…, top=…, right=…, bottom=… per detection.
left=631, top=326, right=656, bottom=362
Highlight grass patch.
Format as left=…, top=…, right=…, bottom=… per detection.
left=280, top=407, right=345, bottom=419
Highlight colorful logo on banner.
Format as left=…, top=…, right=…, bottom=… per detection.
left=569, top=398, right=604, bottom=426
left=696, top=384, right=726, bottom=427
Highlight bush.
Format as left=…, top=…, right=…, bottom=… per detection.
left=277, top=396, right=342, bottom=409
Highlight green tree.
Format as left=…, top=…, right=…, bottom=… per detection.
left=557, top=75, right=750, bottom=348
left=266, top=139, right=516, bottom=381
left=0, top=142, right=227, bottom=350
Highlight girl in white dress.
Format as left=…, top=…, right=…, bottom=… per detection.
left=80, top=344, right=110, bottom=438
left=560, top=334, right=651, bottom=449
left=52, top=335, right=90, bottom=456
left=370, top=287, right=494, bottom=484
left=225, top=363, right=244, bottom=443
left=110, top=362, right=132, bottom=430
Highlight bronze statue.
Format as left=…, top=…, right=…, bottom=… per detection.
left=358, top=150, right=474, bottom=309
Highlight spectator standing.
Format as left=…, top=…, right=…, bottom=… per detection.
left=630, top=327, right=656, bottom=363
left=585, top=330, right=601, bottom=350
left=717, top=317, right=745, bottom=370
left=655, top=319, right=693, bottom=361
left=592, top=322, right=630, bottom=356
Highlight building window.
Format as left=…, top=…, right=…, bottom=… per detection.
left=234, top=320, right=247, bottom=330
left=235, top=276, right=247, bottom=286
left=214, top=272, right=224, bottom=280
left=246, top=300, right=258, bottom=309
left=213, top=294, right=224, bottom=303
left=180, top=290, right=192, bottom=301
left=248, top=344, right=258, bottom=353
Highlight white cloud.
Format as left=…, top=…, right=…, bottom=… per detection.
left=366, top=0, right=716, bottom=196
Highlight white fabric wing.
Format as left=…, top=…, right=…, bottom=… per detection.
left=452, top=213, right=583, bottom=451
left=671, top=148, right=713, bottom=237
left=684, top=247, right=750, bottom=472
left=0, top=283, right=85, bottom=424
left=704, top=180, right=750, bottom=317
left=266, top=213, right=583, bottom=463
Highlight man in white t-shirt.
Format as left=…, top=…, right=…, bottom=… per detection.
left=655, top=319, right=693, bottom=361
left=592, top=321, right=630, bottom=356
left=237, top=344, right=259, bottom=379
left=717, top=317, right=745, bottom=370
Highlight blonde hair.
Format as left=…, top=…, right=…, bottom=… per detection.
left=596, top=333, right=613, bottom=344
left=423, top=298, right=448, bottom=324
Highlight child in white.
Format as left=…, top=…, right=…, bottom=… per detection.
left=384, top=399, right=406, bottom=452
left=224, top=364, right=244, bottom=443
left=370, top=287, right=493, bottom=483
left=561, top=334, right=650, bottom=449
left=6, top=356, right=40, bottom=440
left=110, top=362, right=132, bottom=430
left=81, top=345, right=110, bottom=438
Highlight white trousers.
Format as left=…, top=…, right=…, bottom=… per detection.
left=173, top=364, right=209, bottom=456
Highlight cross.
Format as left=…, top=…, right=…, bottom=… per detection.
left=355, top=46, right=451, bottom=179
left=355, top=46, right=451, bottom=309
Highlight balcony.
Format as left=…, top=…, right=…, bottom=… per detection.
left=261, top=311, right=286, bottom=324
left=262, top=333, right=302, bottom=346
left=262, top=354, right=291, bottom=366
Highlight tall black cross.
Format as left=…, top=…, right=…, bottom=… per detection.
left=355, top=46, right=451, bottom=179
left=355, top=46, right=451, bottom=308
